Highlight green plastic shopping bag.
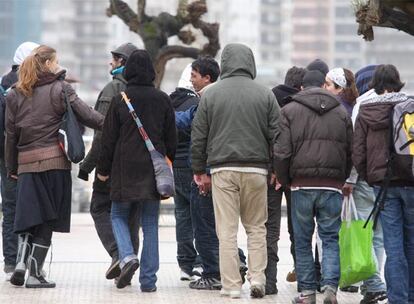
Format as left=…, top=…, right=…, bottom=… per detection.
left=339, top=195, right=376, bottom=288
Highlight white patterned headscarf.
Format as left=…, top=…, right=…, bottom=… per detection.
left=327, top=68, right=347, bottom=88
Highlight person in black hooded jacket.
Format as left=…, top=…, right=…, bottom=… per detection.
left=97, top=50, right=176, bottom=292
left=268, top=66, right=306, bottom=290
left=169, top=64, right=201, bottom=281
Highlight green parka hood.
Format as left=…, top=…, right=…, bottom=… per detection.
left=220, top=43, right=257, bottom=80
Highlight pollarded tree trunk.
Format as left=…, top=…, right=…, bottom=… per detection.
left=107, top=0, right=220, bottom=87
left=354, top=0, right=414, bottom=41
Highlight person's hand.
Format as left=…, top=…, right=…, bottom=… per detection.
left=97, top=174, right=109, bottom=182
left=194, top=174, right=211, bottom=195
left=10, top=174, right=17, bottom=180
left=78, top=169, right=89, bottom=181
left=269, top=173, right=282, bottom=191
left=342, top=183, right=354, bottom=197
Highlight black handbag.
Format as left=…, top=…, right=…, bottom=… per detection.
left=58, top=88, right=85, bottom=163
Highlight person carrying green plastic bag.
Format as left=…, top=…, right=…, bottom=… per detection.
left=339, top=194, right=376, bottom=287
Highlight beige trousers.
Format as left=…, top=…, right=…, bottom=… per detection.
left=211, top=170, right=268, bottom=291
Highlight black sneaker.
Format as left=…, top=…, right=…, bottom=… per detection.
left=116, top=259, right=139, bottom=289
left=340, top=285, right=359, bottom=293
left=106, top=258, right=121, bottom=280
left=359, top=291, right=387, bottom=304
left=189, top=277, right=222, bottom=290
left=114, top=276, right=131, bottom=286
left=265, top=284, right=278, bottom=295
left=141, top=286, right=157, bottom=292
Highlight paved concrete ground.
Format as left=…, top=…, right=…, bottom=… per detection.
left=0, top=213, right=366, bottom=304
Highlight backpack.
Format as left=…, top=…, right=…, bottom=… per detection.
left=365, top=98, right=414, bottom=229
left=393, top=99, right=414, bottom=158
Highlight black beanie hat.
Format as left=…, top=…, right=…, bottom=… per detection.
left=306, top=59, right=329, bottom=76
left=302, top=70, right=325, bottom=88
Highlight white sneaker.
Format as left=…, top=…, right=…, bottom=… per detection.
left=180, top=269, right=195, bottom=281
left=5, top=272, right=12, bottom=282
left=220, top=289, right=241, bottom=298
left=192, top=266, right=203, bottom=277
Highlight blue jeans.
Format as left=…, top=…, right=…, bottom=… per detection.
left=291, top=189, right=342, bottom=292
left=111, top=200, right=160, bottom=289
left=374, top=186, right=414, bottom=304
left=173, top=167, right=198, bottom=274
left=0, top=158, right=17, bottom=269
left=191, top=182, right=247, bottom=278
left=353, top=181, right=386, bottom=293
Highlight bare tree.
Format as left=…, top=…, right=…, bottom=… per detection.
left=354, top=0, right=414, bottom=41
left=107, top=0, right=220, bottom=87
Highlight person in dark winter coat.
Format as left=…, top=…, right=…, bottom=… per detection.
left=306, top=59, right=329, bottom=76
left=77, top=42, right=140, bottom=283
left=96, top=49, right=176, bottom=292
left=5, top=45, right=104, bottom=288
left=353, top=65, right=414, bottom=304
left=274, top=81, right=353, bottom=304
left=0, top=42, right=39, bottom=280
left=267, top=66, right=306, bottom=291
left=169, top=64, right=201, bottom=281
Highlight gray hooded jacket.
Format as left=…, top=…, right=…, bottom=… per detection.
left=191, top=43, right=280, bottom=174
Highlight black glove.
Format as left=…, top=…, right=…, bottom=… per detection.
left=78, top=169, right=89, bottom=181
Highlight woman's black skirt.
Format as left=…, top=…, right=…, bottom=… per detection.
left=14, top=170, right=72, bottom=233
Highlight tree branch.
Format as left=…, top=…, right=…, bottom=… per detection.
left=107, top=0, right=140, bottom=32
left=137, top=0, right=146, bottom=23
left=356, top=0, right=414, bottom=41
left=154, top=45, right=200, bottom=87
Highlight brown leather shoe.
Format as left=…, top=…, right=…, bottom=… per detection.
left=286, top=269, right=297, bottom=282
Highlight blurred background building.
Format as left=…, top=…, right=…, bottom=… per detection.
left=2, top=0, right=414, bottom=96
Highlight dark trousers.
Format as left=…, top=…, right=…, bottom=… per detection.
left=285, top=187, right=295, bottom=266
left=0, top=158, right=18, bottom=268
left=173, top=167, right=199, bottom=274
left=265, top=185, right=282, bottom=290
left=191, top=182, right=247, bottom=279
left=90, top=190, right=140, bottom=259
left=30, top=223, right=53, bottom=246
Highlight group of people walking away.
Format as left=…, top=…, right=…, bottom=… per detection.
left=0, top=40, right=413, bottom=304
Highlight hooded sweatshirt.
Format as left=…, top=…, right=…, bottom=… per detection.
left=353, top=91, right=414, bottom=186
left=97, top=50, right=176, bottom=202
left=191, top=43, right=280, bottom=174
left=271, top=84, right=299, bottom=108
left=273, top=87, right=353, bottom=188
left=170, top=64, right=199, bottom=168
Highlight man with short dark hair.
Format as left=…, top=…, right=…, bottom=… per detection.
left=190, top=56, right=220, bottom=93
left=267, top=66, right=306, bottom=292
left=78, top=43, right=140, bottom=283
